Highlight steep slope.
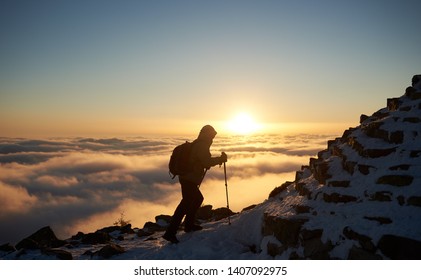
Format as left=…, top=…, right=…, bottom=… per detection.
left=261, top=74, right=421, bottom=259
left=2, top=75, right=420, bottom=260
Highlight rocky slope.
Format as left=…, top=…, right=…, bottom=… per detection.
left=263, top=74, right=421, bottom=259
left=1, top=75, right=421, bottom=260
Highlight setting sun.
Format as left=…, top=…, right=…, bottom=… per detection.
left=226, top=112, right=261, bottom=135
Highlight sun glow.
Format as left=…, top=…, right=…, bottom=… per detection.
left=226, top=112, right=261, bottom=135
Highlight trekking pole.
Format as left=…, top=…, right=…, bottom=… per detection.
left=198, top=168, right=208, bottom=189
left=223, top=161, right=231, bottom=225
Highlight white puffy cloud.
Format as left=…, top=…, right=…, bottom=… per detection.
left=0, top=134, right=332, bottom=243
left=0, top=182, right=38, bottom=217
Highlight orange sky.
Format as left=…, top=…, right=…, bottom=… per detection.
left=1, top=1, right=420, bottom=138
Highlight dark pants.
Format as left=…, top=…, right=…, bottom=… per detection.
left=165, top=179, right=204, bottom=236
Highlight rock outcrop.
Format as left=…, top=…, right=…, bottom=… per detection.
left=263, top=75, right=421, bottom=259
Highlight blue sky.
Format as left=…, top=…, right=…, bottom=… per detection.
left=1, top=0, right=420, bottom=136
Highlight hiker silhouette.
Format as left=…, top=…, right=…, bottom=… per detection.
left=163, top=125, right=227, bottom=244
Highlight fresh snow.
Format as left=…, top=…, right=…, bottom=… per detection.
left=2, top=81, right=421, bottom=260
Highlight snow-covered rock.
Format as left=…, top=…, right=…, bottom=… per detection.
left=2, top=75, right=421, bottom=260
left=412, top=74, right=421, bottom=92
left=262, top=74, right=421, bottom=259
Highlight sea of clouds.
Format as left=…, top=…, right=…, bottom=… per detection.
left=0, top=133, right=335, bottom=244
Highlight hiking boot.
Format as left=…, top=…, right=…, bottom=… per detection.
left=162, top=233, right=179, bottom=244
left=184, top=224, right=203, bottom=232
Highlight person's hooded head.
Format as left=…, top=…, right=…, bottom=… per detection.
left=198, top=125, right=217, bottom=143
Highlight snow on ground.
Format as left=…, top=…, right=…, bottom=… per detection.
left=2, top=78, right=421, bottom=260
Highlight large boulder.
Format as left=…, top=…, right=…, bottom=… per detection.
left=81, top=231, right=111, bottom=245
left=378, top=235, right=421, bottom=259
left=262, top=214, right=308, bottom=247
left=376, top=175, right=414, bottom=187
left=15, top=226, right=66, bottom=250
left=96, top=243, right=125, bottom=259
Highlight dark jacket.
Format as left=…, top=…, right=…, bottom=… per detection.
left=179, top=137, right=222, bottom=185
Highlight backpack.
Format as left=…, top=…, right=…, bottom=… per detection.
left=169, top=141, right=194, bottom=178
